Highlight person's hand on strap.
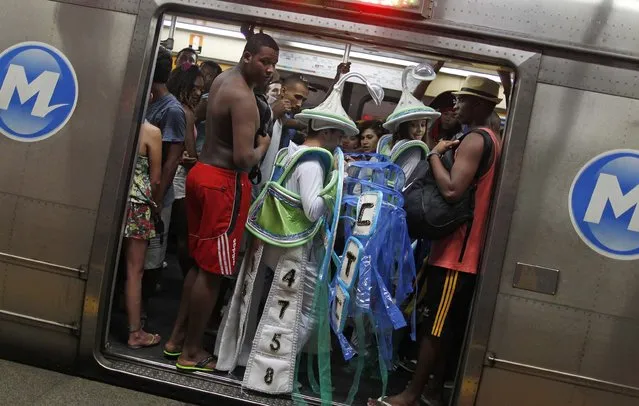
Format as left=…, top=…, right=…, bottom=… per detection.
left=335, top=62, right=351, bottom=80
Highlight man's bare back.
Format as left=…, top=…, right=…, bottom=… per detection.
left=199, top=68, right=260, bottom=171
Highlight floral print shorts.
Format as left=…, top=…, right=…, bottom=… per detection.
left=124, top=202, right=156, bottom=240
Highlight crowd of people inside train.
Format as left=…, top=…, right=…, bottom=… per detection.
left=117, top=27, right=508, bottom=406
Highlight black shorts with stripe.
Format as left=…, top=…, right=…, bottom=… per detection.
left=420, top=266, right=476, bottom=339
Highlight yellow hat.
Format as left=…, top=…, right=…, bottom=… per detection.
left=452, top=76, right=502, bottom=104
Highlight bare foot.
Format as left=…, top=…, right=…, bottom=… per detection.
left=164, top=330, right=185, bottom=355
left=127, top=330, right=161, bottom=349
left=163, top=340, right=183, bottom=357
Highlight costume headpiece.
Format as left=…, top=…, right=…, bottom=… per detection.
left=296, top=72, right=384, bottom=137
left=383, top=63, right=441, bottom=133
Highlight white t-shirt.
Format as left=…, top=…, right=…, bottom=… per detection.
left=282, top=142, right=327, bottom=222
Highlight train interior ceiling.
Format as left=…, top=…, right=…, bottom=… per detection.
left=105, top=13, right=512, bottom=405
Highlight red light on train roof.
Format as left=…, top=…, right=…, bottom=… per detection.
left=351, top=0, right=421, bottom=7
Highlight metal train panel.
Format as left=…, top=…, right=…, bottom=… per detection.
left=497, top=83, right=639, bottom=315
left=3, top=263, right=85, bottom=329
left=9, top=199, right=96, bottom=269
left=495, top=81, right=639, bottom=316
left=476, top=368, right=639, bottom=406
left=579, top=313, right=639, bottom=389
left=0, top=0, right=637, bottom=405
left=0, top=0, right=137, bottom=359
left=487, top=294, right=591, bottom=373
left=480, top=81, right=639, bottom=400
left=430, top=0, right=639, bottom=57
left=0, top=319, right=79, bottom=370
left=476, top=368, right=577, bottom=406
left=573, top=385, right=639, bottom=406
left=54, top=0, right=141, bottom=14
left=539, top=55, right=639, bottom=99
left=0, top=194, right=17, bottom=251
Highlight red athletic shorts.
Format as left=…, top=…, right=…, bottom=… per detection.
left=186, top=162, right=251, bottom=275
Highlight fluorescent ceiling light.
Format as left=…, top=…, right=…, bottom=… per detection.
left=164, top=20, right=502, bottom=82
left=439, top=67, right=501, bottom=83
left=286, top=41, right=344, bottom=56
left=163, top=20, right=245, bottom=39
left=288, top=42, right=501, bottom=82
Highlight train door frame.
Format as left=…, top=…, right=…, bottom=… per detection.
left=78, top=1, right=541, bottom=404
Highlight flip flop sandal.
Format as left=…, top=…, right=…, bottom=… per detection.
left=372, top=397, right=393, bottom=406
left=127, top=333, right=161, bottom=350
left=163, top=348, right=182, bottom=358
left=176, top=355, right=216, bottom=373
left=420, top=395, right=443, bottom=406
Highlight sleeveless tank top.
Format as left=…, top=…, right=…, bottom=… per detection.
left=129, top=155, right=152, bottom=205
left=429, top=128, right=502, bottom=275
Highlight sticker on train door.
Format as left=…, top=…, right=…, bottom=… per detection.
left=0, top=42, right=78, bottom=142
left=569, top=149, right=639, bottom=260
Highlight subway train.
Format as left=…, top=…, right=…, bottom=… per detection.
left=1, top=1, right=638, bottom=405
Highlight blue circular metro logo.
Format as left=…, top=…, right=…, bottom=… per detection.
left=0, top=42, right=78, bottom=142
left=569, top=149, right=639, bottom=260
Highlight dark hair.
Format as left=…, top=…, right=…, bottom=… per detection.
left=358, top=120, right=384, bottom=139
left=200, top=60, right=222, bottom=76
left=394, top=121, right=412, bottom=143
left=167, top=65, right=202, bottom=108
left=283, top=75, right=309, bottom=90
left=153, top=46, right=173, bottom=84
left=244, top=33, right=279, bottom=55
left=429, top=90, right=456, bottom=110
left=177, top=47, right=198, bottom=62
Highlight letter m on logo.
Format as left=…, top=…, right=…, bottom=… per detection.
left=584, top=173, right=639, bottom=232
left=0, top=64, right=67, bottom=118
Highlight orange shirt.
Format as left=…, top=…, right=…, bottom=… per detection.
left=429, top=128, right=502, bottom=274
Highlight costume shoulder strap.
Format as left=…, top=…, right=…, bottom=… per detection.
left=376, top=134, right=393, bottom=156
left=277, top=147, right=334, bottom=186
left=390, top=139, right=429, bottom=163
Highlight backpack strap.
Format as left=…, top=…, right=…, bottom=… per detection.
left=469, top=128, right=494, bottom=179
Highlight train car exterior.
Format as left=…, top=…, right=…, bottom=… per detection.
left=0, top=0, right=638, bottom=405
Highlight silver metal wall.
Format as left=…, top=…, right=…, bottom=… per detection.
left=0, top=0, right=136, bottom=366
left=474, top=60, right=639, bottom=404
left=430, top=0, right=639, bottom=58
left=0, top=0, right=636, bottom=404
left=476, top=368, right=639, bottom=406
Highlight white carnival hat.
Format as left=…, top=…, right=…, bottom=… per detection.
left=383, top=63, right=441, bottom=133
left=295, top=72, right=384, bottom=137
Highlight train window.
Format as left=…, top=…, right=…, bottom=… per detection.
left=358, top=95, right=400, bottom=121
left=106, top=13, right=512, bottom=406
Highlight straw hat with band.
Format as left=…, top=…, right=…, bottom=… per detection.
left=295, top=71, right=385, bottom=137
left=452, top=76, right=502, bottom=104
left=383, top=64, right=441, bottom=134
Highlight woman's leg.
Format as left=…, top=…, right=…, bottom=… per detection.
left=125, top=237, right=160, bottom=348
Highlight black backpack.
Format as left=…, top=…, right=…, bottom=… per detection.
left=249, top=93, right=274, bottom=185
left=403, top=128, right=494, bottom=260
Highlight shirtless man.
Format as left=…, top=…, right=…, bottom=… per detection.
left=164, top=33, right=279, bottom=372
